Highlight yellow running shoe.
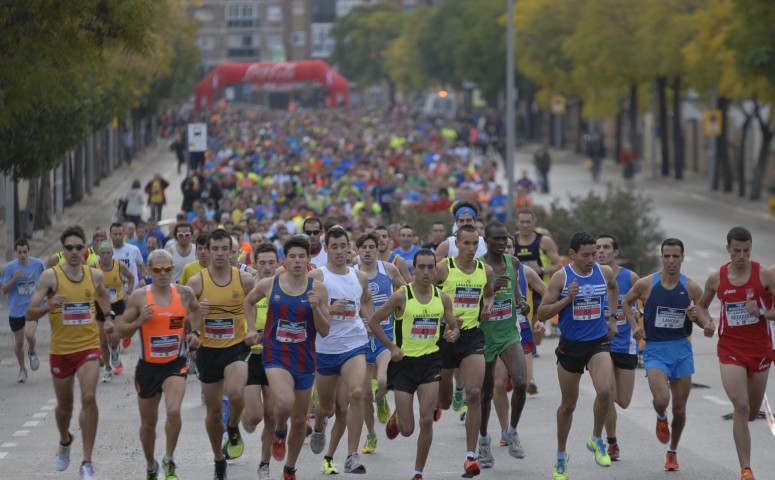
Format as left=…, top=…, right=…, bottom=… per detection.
left=362, top=434, right=377, bottom=454
left=553, top=454, right=569, bottom=480
left=586, top=436, right=611, bottom=467
left=321, top=457, right=339, bottom=475
left=376, top=396, right=391, bottom=424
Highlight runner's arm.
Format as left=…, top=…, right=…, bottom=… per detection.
left=369, top=290, right=404, bottom=353
left=536, top=269, right=570, bottom=322
left=92, top=268, right=113, bottom=317
left=395, top=255, right=413, bottom=283
left=539, top=235, right=563, bottom=276
left=622, top=277, right=647, bottom=340
left=112, top=288, right=146, bottom=338
left=356, top=270, right=375, bottom=329
left=434, top=239, right=450, bottom=259
left=385, top=262, right=407, bottom=289
left=310, top=280, right=330, bottom=337
left=696, top=271, right=720, bottom=328
left=25, top=269, right=56, bottom=321
left=119, top=262, right=135, bottom=295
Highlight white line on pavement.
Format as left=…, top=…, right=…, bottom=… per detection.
left=40, top=405, right=54, bottom=411
left=12, top=431, right=29, bottom=437
left=703, top=395, right=731, bottom=406
left=32, top=412, right=47, bottom=419
left=22, top=421, right=39, bottom=428
left=1, top=443, right=16, bottom=448
left=0, top=452, right=7, bottom=459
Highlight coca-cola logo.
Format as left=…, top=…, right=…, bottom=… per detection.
left=244, top=63, right=297, bottom=83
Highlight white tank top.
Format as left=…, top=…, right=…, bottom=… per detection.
left=172, top=245, right=197, bottom=283
left=310, top=249, right=328, bottom=269
left=315, top=266, right=368, bottom=354
left=446, top=235, right=487, bottom=258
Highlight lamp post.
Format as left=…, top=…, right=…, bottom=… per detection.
left=506, top=0, right=516, bottom=224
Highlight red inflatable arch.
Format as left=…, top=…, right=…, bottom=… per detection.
left=194, top=60, right=349, bottom=110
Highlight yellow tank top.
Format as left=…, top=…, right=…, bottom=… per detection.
left=94, top=259, right=124, bottom=303
left=396, top=284, right=444, bottom=357
left=441, top=258, right=487, bottom=330
left=199, top=267, right=246, bottom=348
left=250, top=298, right=268, bottom=352
left=85, top=247, right=99, bottom=267
left=49, top=265, right=100, bottom=355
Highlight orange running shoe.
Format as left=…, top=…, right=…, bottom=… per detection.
left=386, top=411, right=399, bottom=440
left=272, top=430, right=287, bottom=461
left=741, top=467, right=755, bottom=480
left=121, top=336, right=132, bottom=349
left=664, top=451, right=679, bottom=471
left=656, top=417, right=670, bottom=444
left=464, top=457, right=481, bottom=476
left=433, top=407, right=442, bottom=422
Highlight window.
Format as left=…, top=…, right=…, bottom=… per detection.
left=226, top=3, right=259, bottom=28
left=311, top=23, right=334, bottom=57
left=292, top=31, right=307, bottom=46
left=267, top=5, right=282, bottom=22
left=227, top=34, right=259, bottom=57
left=267, top=34, right=283, bottom=49
left=197, top=36, right=216, bottom=52
left=293, top=1, right=305, bottom=16
left=313, top=0, right=336, bottom=23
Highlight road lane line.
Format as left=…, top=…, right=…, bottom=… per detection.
left=703, top=395, right=731, bottom=405
left=40, top=405, right=54, bottom=411
left=0, top=452, right=7, bottom=459
left=32, top=412, right=47, bottom=419
left=12, top=431, right=29, bottom=437
left=22, top=421, right=39, bottom=428
left=1, top=443, right=16, bottom=448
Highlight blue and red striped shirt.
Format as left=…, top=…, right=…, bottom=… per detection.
left=262, top=276, right=317, bottom=374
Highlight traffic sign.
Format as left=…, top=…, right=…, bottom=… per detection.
left=704, top=110, right=722, bottom=136
left=551, top=95, right=566, bottom=115
left=187, top=123, right=207, bottom=152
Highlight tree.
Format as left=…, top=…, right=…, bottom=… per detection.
left=385, top=7, right=433, bottom=95
left=728, top=0, right=775, bottom=88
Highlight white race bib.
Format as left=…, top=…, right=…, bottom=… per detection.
left=725, top=302, right=758, bottom=327
left=204, top=318, right=235, bottom=339
left=654, top=306, right=686, bottom=329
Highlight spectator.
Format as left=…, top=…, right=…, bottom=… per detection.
left=124, top=179, right=145, bottom=225
left=123, top=126, right=134, bottom=164
left=620, top=142, right=638, bottom=181
left=144, top=173, right=169, bottom=221
left=534, top=144, right=551, bottom=193
left=515, top=169, right=536, bottom=192
left=587, top=132, right=606, bottom=182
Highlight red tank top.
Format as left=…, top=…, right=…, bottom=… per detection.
left=140, top=286, right=188, bottom=364
left=717, top=261, right=773, bottom=357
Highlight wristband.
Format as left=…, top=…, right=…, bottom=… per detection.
left=107, top=310, right=117, bottom=319
left=759, top=307, right=766, bottom=318
left=191, top=330, right=201, bottom=337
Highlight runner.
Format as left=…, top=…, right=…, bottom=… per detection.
left=1, top=238, right=45, bottom=382
left=179, top=233, right=210, bottom=286
left=106, top=249, right=202, bottom=480
left=354, top=232, right=406, bottom=455
left=477, top=221, right=530, bottom=467
left=244, top=235, right=330, bottom=480
left=167, top=222, right=196, bottom=284
left=370, top=249, right=461, bottom=480
left=537, top=231, right=619, bottom=480
left=110, top=221, right=146, bottom=292
left=308, top=226, right=375, bottom=475
left=595, top=234, right=640, bottom=461
left=622, top=237, right=709, bottom=473
left=433, top=201, right=487, bottom=260
left=374, top=225, right=412, bottom=282
left=392, top=225, right=422, bottom=277
left=186, top=228, right=256, bottom=480
left=434, top=223, right=494, bottom=476
left=697, top=227, right=775, bottom=480
left=26, top=225, right=114, bottom=480
left=303, top=217, right=327, bottom=269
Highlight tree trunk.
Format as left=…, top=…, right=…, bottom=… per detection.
left=656, top=77, right=670, bottom=176
left=717, top=97, right=733, bottom=192
left=750, top=106, right=773, bottom=200
left=736, top=105, right=754, bottom=197
left=672, top=77, right=684, bottom=180
left=386, top=79, right=396, bottom=111
left=615, top=104, right=623, bottom=164
left=576, top=98, right=585, bottom=154
left=628, top=83, right=638, bottom=155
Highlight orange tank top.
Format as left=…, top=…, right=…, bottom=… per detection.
left=49, top=265, right=100, bottom=355
left=140, top=285, right=188, bottom=363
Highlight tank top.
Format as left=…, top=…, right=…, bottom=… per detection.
left=262, top=276, right=316, bottom=374
left=516, top=263, right=534, bottom=333
left=643, top=272, right=692, bottom=341
left=610, top=267, right=637, bottom=354
left=172, top=245, right=196, bottom=284
left=316, top=266, right=368, bottom=354
left=717, top=262, right=773, bottom=357
left=250, top=297, right=268, bottom=353
left=198, top=267, right=247, bottom=348
left=49, top=265, right=99, bottom=355
left=94, top=259, right=124, bottom=304
left=310, top=249, right=328, bottom=269
left=558, top=263, right=609, bottom=341
left=478, top=254, right=520, bottom=343
left=393, top=245, right=421, bottom=274
left=354, top=261, right=394, bottom=340
left=445, top=235, right=487, bottom=259
left=140, top=286, right=187, bottom=363
left=85, top=247, right=99, bottom=267
left=394, top=284, right=444, bottom=357
left=515, top=232, right=543, bottom=263
left=441, top=257, right=487, bottom=330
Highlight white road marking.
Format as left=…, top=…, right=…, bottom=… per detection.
left=32, top=412, right=47, bottom=419
left=22, top=421, right=39, bottom=428
left=1, top=443, right=16, bottom=448
left=40, top=405, right=54, bottom=411
left=47, top=398, right=56, bottom=404
left=12, top=431, right=29, bottom=437
left=0, top=452, right=7, bottom=459
left=703, top=395, right=731, bottom=405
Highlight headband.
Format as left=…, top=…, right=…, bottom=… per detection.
left=455, top=206, right=477, bottom=221
left=97, top=241, right=114, bottom=252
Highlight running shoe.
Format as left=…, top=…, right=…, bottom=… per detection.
left=272, top=430, right=287, bottom=461
left=376, top=396, right=391, bottom=424
left=586, top=436, right=611, bottom=467
left=506, top=377, right=513, bottom=393
left=109, top=344, right=121, bottom=369
left=741, top=467, right=755, bottom=480
left=113, top=356, right=124, bottom=375
left=608, top=442, right=620, bottom=461
left=162, top=459, right=178, bottom=480
left=362, top=434, right=377, bottom=454
left=433, top=407, right=442, bottom=422
left=499, top=429, right=508, bottom=446
left=344, top=453, right=366, bottom=474
left=257, top=462, right=270, bottom=480
left=17, top=367, right=27, bottom=383
left=121, top=336, right=132, bottom=349
left=146, top=461, right=159, bottom=480
left=505, top=430, right=525, bottom=459
left=306, top=414, right=312, bottom=437
left=222, top=425, right=244, bottom=459
left=321, top=457, right=339, bottom=475
left=664, top=451, right=679, bottom=471
left=477, top=435, right=494, bottom=468
left=309, top=418, right=327, bottom=454
left=214, top=458, right=227, bottom=480
left=28, top=351, right=40, bottom=371
left=80, top=461, right=96, bottom=480
left=283, top=466, right=297, bottom=480
left=452, top=388, right=465, bottom=412
left=463, top=456, right=481, bottom=476
left=411, top=474, right=424, bottom=480
left=656, top=417, right=670, bottom=444
left=371, top=378, right=378, bottom=402
left=553, top=455, right=569, bottom=480
left=55, top=433, right=72, bottom=471
left=527, top=381, right=539, bottom=395
left=240, top=414, right=255, bottom=434
left=459, top=404, right=467, bottom=422
left=386, top=411, right=399, bottom=440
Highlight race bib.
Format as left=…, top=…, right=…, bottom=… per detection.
left=204, top=318, right=235, bottom=339
left=654, top=306, right=686, bottom=329
left=256, top=328, right=264, bottom=344
left=149, top=335, right=181, bottom=358
left=616, top=309, right=626, bottom=326
left=277, top=320, right=307, bottom=343
left=62, top=302, right=93, bottom=325
left=453, top=286, right=482, bottom=309
left=17, top=281, right=35, bottom=296
left=409, top=317, right=438, bottom=340
left=725, top=302, right=758, bottom=327
left=517, top=314, right=529, bottom=329
left=331, top=298, right=357, bottom=322
left=490, top=299, right=513, bottom=321
left=107, top=288, right=118, bottom=303
left=572, top=297, right=602, bottom=321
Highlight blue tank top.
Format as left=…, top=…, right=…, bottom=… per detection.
left=392, top=245, right=421, bottom=275
left=610, top=267, right=637, bottom=354
left=644, top=272, right=692, bottom=342
left=558, top=263, right=609, bottom=341
left=262, top=277, right=317, bottom=374
left=517, top=263, right=531, bottom=332
left=355, top=261, right=394, bottom=340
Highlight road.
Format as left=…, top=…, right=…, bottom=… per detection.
left=0, top=146, right=774, bottom=479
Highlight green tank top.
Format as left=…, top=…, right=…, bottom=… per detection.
left=477, top=254, right=521, bottom=343
left=441, top=257, right=487, bottom=330
left=394, top=284, right=444, bottom=357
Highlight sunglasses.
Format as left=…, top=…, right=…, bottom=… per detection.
left=64, top=244, right=85, bottom=252
left=150, top=265, right=174, bottom=273
left=177, top=233, right=192, bottom=238
left=304, top=230, right=321, bottom=236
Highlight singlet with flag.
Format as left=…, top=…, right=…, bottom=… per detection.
left=610, top=267, right=638, bottom=354
left=315, top=266, right=368, bottom=354
left=644, top=272, right=692, bottom=341
left=717, top=261, right=774, bottom=358
left=250, top=297, right=268, bottom=353
left=478, top=253, right=520, bottom=343
left=558, top=263, right=609, bottom=341
left=262, top=277, right=317, bottom=374
left=394, top=284, right=444, bottom=357
left=516, top=263, right=535, bottom=333
left=93, top=260, right=124, bottom=304
left=139, top=285, right=187, bottom=364
left=198, top=267, right=247, bottom=348
left=49, top=265, right=99, bottom=355
left=354, top=261, right=394, bottom=340
left=441, top=257, right=487, bottom=330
